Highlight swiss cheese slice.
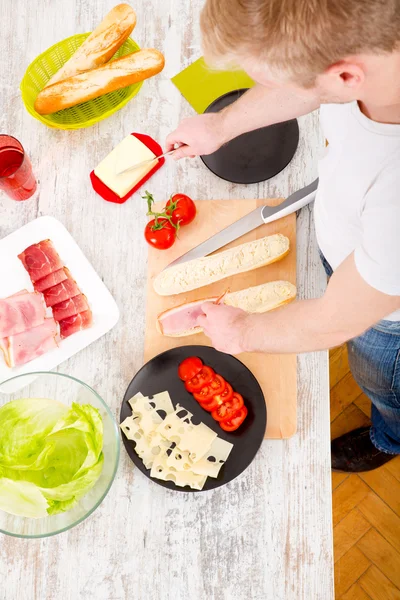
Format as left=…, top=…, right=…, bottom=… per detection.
left=150, top=452, right=207, bottom=490
left=156, top=406, right=217, bottom=463
left=94, top=135, right=157, bottom=198
left=120, top=415, right=170, bottom=469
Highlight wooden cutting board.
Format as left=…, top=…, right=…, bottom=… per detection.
left=144, top=199, right=297, bottom=439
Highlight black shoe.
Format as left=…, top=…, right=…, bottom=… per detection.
left=331, top=427, right=396, bottom=473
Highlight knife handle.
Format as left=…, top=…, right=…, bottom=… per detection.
left=261, top=178, right=318, bottom=225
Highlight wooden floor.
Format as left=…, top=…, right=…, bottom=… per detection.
left=330, top=345, right=400, bottom=599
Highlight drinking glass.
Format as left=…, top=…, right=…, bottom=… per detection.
left=0, top=135, right=37, bottom=201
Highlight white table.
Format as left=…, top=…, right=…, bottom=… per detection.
left=0, top=1, right=333, bottom=598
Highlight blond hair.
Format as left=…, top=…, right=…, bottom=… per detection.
left=201, top=0, right=400, bottom=85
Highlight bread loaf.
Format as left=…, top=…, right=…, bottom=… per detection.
left=153, top=234, right=290, bottom=297
left=157, top=281, right=296, bottom=337
left=45, top=4, right=137, bottom=87
left=34, top=49, right=165, bottom=114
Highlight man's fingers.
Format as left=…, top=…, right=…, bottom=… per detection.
left=196, top=314, right=207, bottom=328
left=171, top=145, right=196, bottom=160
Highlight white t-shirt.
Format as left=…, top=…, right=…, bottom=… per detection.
left=314, top=101, right=400, bottom=321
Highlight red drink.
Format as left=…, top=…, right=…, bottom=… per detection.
left=0, top=135, right=37, bottom=201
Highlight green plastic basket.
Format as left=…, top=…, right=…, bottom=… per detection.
left=20, top=33, right=144, bottom=130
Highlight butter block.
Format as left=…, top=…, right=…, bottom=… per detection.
left=94, top=135, right=156, bottom=198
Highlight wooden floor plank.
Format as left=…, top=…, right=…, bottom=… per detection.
left=360, top=467, right=400, bottom=516
left=358, top=492, right=400, bottom=554
left=331, top=372, right=364, bottom=421
left=360, top=565, right=400, bottom=600
left=335, top=547, right=371, bottom=598
left=331, top=404, right=371, bottom=440
left=334, top=509, right=371, bottom=562
left=354, top=394, right=371, bottom=418
left=357, top=529, right=400, bottom=589
left=333, top=476, right=370, bottom=527
left=385, top=457, right=400, bottom=483
left=332, top=472, right=349, bottom=491
left=340, top=583, right=373, bottom=600
left=330, top=345, right=350, bottom=388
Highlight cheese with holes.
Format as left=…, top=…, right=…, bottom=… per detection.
left=94, top=135, right=157, bottom=198
left=166, top=436, right=233, bottom=478
left=150, top=452, right=207, bottom=490
left=156, top=406, right=217, bottom=463
left=120, top=415, right=170, bottom=469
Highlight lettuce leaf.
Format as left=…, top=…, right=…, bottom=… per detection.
left=0, top=399, right=103, bottom=518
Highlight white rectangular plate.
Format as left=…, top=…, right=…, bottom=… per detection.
left=0, top=216, right=119, bottom=385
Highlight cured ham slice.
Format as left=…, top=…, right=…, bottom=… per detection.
left=157, top=298, right=216, bottom=337
left=0, top=292, right=46, bottom=338
left=59, top=310, right=93, bottom=339
left=0, top=338, right=10, bottom=367
left=18, top=240, right=64, bottom=283
left=34, top=268, right=69, bottom=293
left=52, top=294, right=89, bottom=321
left=43, top=277, right=80, bottom=308
left=8, top=318, right=59, bottom=367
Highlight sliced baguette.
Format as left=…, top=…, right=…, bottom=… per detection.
left=153, top=234, right=290, bottom=297
left=34, top=49, right=165, bottom=115
left=157, top=280, right=296, bottom=337
left=45, top=4, right=137, bottom=87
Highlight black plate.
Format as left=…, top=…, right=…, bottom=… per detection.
left=201, top=88, right=299, bottom=184
left=120, top=346, right=267, bottom=492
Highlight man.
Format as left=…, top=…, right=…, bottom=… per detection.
left=166, top=0, right=400, bottom=472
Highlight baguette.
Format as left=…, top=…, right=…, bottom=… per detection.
left=34, top=49, right=165, bottom=114
left=153, top=234, right=290, bottom=297
left=45, top=4, right=137, bottom=87
left=157, top=281, right=296, bottom=337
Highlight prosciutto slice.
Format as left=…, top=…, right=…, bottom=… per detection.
left=59, top=310, right=93, bottom=339
left=34, top=267, right=69, bottom=293
left=0, top=292, right=46, bottom=338
left=18, top=240, right=64, bottom=283
left=43, top=277, right=80, bottom=308
left=157, top=298, right=216, bottom=336
left=52, top=294, right=89, bottom=321
left=7, top=318, right=59, bottom=367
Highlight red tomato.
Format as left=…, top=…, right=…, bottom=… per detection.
left=220, top=406, right=248, bottom=432
left=211, top=392, right=244, bottom=422
left=199, top=397, right=222, bottom=412
left=185, top=366, right=214, bottom=393
left=144, top=218, right=176, bottom=250
left=166, top=194, right=196, bottom=227
left=212, top=382, right=233, bottom=405
left=178, top=357, right=203, bottom=381
left=193, top=375, right=226, bottom=402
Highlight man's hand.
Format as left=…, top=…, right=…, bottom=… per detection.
left=197, top=303, right=250, bottom=354
left=165, top=113, right=227, bottom=160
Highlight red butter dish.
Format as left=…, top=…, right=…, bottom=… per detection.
left=90, top=133, right=165, bottom=205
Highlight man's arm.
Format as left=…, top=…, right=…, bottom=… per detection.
left=166, top=84, right=320, bottom=160
left=197, top=253, right=400, bottom=355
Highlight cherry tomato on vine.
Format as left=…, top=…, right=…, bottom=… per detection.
left=144, top=218, right=176, bottom=250
left=166, top=194, right=196, bottom=227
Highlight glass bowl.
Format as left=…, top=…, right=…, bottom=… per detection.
left=0, top=372, right=120, bottom=538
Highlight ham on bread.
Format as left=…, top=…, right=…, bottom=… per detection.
left=157, top=281, right=296, bottom=337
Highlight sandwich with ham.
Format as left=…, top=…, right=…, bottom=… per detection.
left=157, top=280, right=296, bottom=337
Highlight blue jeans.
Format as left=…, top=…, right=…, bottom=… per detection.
left=319, top=251, right=400, bottom=454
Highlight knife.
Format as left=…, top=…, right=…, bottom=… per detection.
left=115, top=149, right=176, bottom=175
left=163, top=179, right=318, bottom=270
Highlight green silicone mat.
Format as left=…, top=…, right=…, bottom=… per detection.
left=171, top=57, right=254, bottom=114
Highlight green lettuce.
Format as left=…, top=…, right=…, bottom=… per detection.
left=0, top=398, right=104, bottom=518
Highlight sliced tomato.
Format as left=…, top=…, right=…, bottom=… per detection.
left=185, top=366, right=214, bottom=393
left=199, top=396, right=222, bottom=412
left=211, top=392, right=244, bottom=422
left=193, top=375, right=226, bottom=402
left=219, top=406, right=248, bottom=432
left=178, top=356, right=203, bottom=381
left=212, top=382, right=233, bottom=405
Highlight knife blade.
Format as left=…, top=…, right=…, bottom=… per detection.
left=115, top=149, right=176, bottom=175
left=163, top=179, right=318, bottom=270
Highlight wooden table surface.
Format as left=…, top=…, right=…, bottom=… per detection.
left=0, top=1, right=333, bottom=598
